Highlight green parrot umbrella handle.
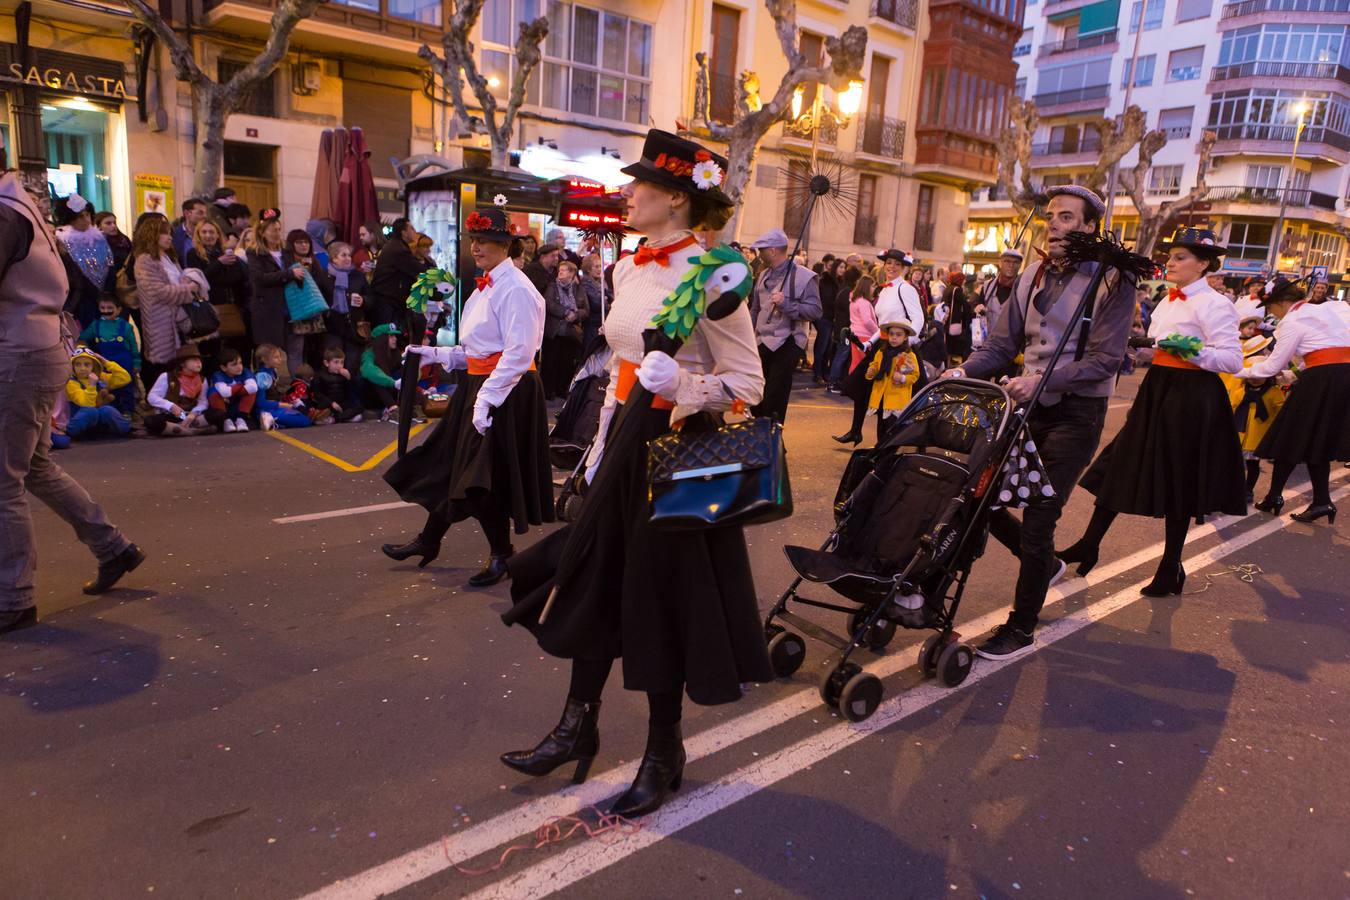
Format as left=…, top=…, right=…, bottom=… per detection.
left=398, top=269, right=456, bottom=457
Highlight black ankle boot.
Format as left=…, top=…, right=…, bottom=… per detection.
left=1141, top=562, right=1186, bottom=597
left=1254, top=495, right=1284, bottom=515
left=832, top=431, right=863, bottom=445
left=500, top=697, right=601, bottom=784
left=608, top=722, right=686, bottom=819
left=83, top=544, right=147, bottom=595
left=381, top=534, right=440, bottom=568
left=1056, top=539, right=1099, bottom=577
left=467, top=552, right=512, bottom=587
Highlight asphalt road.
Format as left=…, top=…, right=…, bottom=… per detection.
left=4, top=371, right=1348, bottom=900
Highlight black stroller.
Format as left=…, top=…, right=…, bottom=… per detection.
left=763, top=230, right=1153, bottom=722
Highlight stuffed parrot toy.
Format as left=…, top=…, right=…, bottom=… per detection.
left=648, top=244, right=754, bottom=341
left=397, top=269, right=457, bottom=456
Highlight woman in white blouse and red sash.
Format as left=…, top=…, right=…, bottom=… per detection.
left=500, top=130, right=772, bottom=819
left=1059, top=228, right=1247, bottom=595
left=1245, top=275, right=1350, bottom=523
left=381, top=207, right=554, bottom=587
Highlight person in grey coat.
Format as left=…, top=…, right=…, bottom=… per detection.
left=747, top=229, right=821, bottom=422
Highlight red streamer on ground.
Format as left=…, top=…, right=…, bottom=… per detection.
left=449, top=806, right=642, bottom=876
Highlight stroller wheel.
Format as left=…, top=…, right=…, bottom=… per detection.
left=838, top=670, right=883, bottom=723
left=767, top=630, right=806, bottom=678
left=918, top=635, right=944, bottom=678
left=819, top=662, right=862, bottom=708
left=937, top=642, right=974, bottom=687
left=848, top=611, right=898, bottom=652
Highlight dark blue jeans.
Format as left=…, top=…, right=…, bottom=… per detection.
left=829, top=335, right=852, bottom=386
left=812, top=320, right=834, bottom=382
left=987, top=394, right=1108, bottom=632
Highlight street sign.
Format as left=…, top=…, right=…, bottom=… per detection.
left=1311, top=265, right=1329, bottom=283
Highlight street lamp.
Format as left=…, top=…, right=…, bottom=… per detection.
left=1267, top=98, right=1312, bottom=273
left=788, top=78, right=865, bottom=166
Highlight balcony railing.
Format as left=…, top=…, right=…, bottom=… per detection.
left=709, top=71, right=736, bottom=125
left=1205, top=184, right=1339, bottom=210
left=1211, top=122, right=1350, bottom=151
left=857, top=114, right=906, bottom=159
left=1210, top=61, right=1350, bottom=83
left=914, top=222, right=935, bottom=252
left=1221, top=0, right=1350, bottom=17
left=854, top=214, right=878, bottom=247
left=781, top=115, right=838, bottom=145
left=870, top=0, right=919, bottom=30
left=1039, top=29, right=1118, bottom=57
left=1030, top=134, right=1103, bottom=156
left=915, top=132, right=998, bottom=175
left=1032, top=83, right=1111, bottom=107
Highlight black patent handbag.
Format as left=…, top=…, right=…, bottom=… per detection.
left=646, top=415, right=793, bottom=531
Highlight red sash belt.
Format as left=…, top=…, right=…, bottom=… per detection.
left=1152, top=350, right=1201, bottom=371
left=1303, top=347, right=1350, bottom=368
left=467, top=352, right=536, bottom=376
left=616, top=358, right=675, bottom=410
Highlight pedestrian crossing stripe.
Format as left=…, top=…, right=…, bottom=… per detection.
left=264, top=425, right=425, bottom=473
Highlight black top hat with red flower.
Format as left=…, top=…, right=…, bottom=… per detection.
left=620, top=129, right=734, bottom=208
left=1158, top=227, right=1226, bottom=258
left=464, top=207, right=515, bottom=243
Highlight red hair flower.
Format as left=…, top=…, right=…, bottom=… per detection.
left=465, top=212, right=494, bottom=232
left=694, top=150, right=711, bottom=162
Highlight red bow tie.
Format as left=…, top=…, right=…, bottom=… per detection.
left=633, top=235, right=698, bottom=267
left=1168, top=287, right=1187, bottom=301
left=882, top=282, right=894, bottom=289
left=475, top=274, right=493, bottom=292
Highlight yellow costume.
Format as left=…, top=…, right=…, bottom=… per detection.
left=1221, top=333, right=1285, bottom=452
left=66, top=353, right=131, bottom=408
left=865, top=346, right=920, bottom=417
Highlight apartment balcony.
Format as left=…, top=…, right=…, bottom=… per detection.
left=856, top=115, right=906, bottom=160
left=204, top=0, right=445, bottom=58
left=1205, top=185, right=1339, bottom=210
left=854, top=214, right=879, bottom=247
left=781, top=115, right=838, bottom=146
left=1210, top=122, right=1350, bottom=163
left=912, top=130, right=998, bottom=183
left=1042, top=0, right=1100, bottom=15
left=870, top=0, right=919, bottom=31
left=1030, top=133, right=1103, bottom=162
left=914, top=222, right=936, bottom=252
left=1209, top=60, right=1350, bottom=87
left=1038, top=30, right=1118, bottom=59
left=1218, top=0, right=1350, bottom=26
left=1032, top=83, right=1110, bottom=114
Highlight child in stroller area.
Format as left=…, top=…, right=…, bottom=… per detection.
left=865, top=319, right=920, bottom=443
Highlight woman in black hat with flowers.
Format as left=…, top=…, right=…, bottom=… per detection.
left=1059, top=228, right=1247, bottom=595
left=380, top=206, right=554, bottom=586
left=1242, top=275, right=1350, bottom=523
left=499, top=129, right=771, bottom=818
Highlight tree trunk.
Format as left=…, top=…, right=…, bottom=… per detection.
left=193, top=85, right=229, bottom=198
left=721, top=131, right=759, bottom=242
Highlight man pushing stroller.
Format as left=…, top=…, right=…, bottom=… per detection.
left=941, top=186, right=1137, bottom=661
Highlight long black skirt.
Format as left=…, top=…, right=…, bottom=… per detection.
left=502, top=405, right=774, bottom=706
left=1080, top=365, right=1247, bottom=518
left=1255, top=362, right=1350, bottom=464
left=383, top=371, right=554, bottom=533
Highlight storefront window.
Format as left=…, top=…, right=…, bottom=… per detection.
left=42, top=102, right=113, bottom=214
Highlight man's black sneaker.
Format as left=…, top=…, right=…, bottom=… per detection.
left=974, top=624, right=1035, bottom=661
left=0, top=606, right=37, bottom=635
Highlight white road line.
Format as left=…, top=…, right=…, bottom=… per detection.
left=272, top=501, right=414, bottom=524
left=298, top=474, right=1339, bottom=899
left=470, top=478, right=1350, bottom=899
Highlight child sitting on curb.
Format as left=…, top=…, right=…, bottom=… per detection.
left=78, top=295, right=140, bottom=413
left=252, top=343, right=312, bottom=431
left=66, top=348, right=132, bottom=439
left=311, top=347, right=364, bottom=423
left=210, top=347, right=259, bottom=433
left=145, top=344, right=218, bottom=436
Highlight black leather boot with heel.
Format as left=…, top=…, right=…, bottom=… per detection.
left=1056, top=540, right=1100, bottom=578
left=608, top=722, right=686, bottom=819
left=381, top=533, right=440, bottom=568
left=500, top=698, right=601, bottom=784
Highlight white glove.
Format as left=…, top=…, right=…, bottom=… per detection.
left=243, top=378, right=258, bottom=394
left=634, top=350, right=682, bottom=401
left=472, top=399, right=493, bottom=434
left=404, top=344, right=467, bottom=370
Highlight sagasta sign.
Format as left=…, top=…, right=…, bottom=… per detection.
left=1, top=44, right=128, bottom=101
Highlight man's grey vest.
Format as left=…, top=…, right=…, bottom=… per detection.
left=0, top=174, right=68, bottom=352
left=1014, top=260, right=1113, bottom=405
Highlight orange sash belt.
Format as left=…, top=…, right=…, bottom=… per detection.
left=616, top=358, right=675, bottom=410
left=1152, top=350, right=1200, bottom=371
left=467, top=352, right=536, bottom=376
left=1303, top=347, right=1350, bottom=368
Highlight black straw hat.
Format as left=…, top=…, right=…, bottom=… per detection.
left=620, top=129, right=733, bottom=207
left=464, top=207, right=516, bottom=243
left=1158, top=227, right=1227, bottom=257
left=1259, top=275, right=1308, bottom=307
left=878, top=248, right=913, bottom=265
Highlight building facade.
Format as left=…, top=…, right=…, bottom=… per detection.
left=969, top=0, right=1350, bottom=278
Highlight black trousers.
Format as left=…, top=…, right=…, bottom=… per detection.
left=753, top=341, right=802, bottom=423
left=987, top=395, right=1108, bottom=632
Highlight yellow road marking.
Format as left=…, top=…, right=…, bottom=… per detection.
left=265, top=424, right=426, bottom=473
left=793, top=403, right=851, bottom=410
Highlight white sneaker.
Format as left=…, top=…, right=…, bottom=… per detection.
left=260, top=412, right=276, bottom=431
left=222, top=418, right=237, bottom=433
left=1048, top=557, right=1068, bottom=588
left=350, top=414, right=364, bottom=423
left=234, top=418, right=250, bottom=432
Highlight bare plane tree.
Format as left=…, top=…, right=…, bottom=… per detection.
left=420, top=0, right=548, bottom=170
left=126, top=0, right=321, bottom=197
left=1120, top=129, right=1218, bottom=257
left=689, top=0, right=867, bottom=238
